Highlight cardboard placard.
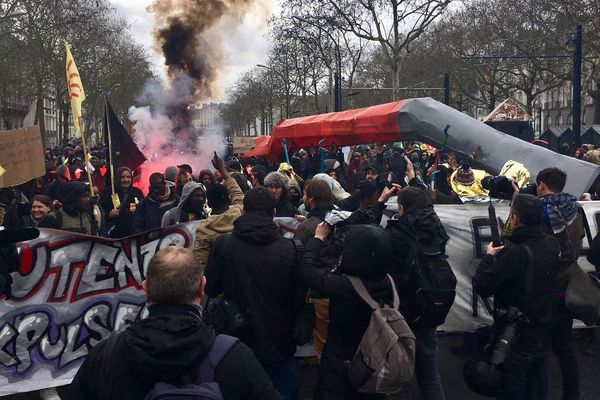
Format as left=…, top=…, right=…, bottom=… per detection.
left=233, top=136, right=257, bottom=154
left=0, top=126, right=45, bottom=188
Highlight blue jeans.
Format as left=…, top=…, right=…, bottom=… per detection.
left=501, top=346, right=549, bottom=400
left=264, top=357, right=298, bottom=400
left=392, top=327, right=445, bottom=400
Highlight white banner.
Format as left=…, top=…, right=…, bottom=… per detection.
left=0, top=224, right=199, bottom=395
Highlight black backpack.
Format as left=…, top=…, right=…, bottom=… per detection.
left=396, top=231, right=457, bottom=328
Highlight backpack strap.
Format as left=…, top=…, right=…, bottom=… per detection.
left=347, top=274, right=399, bottom=310
left=197, top=334, right=239, bottom=383
left=522, top=244, right=535, bottom=294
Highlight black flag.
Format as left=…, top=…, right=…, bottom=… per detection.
left=103, top=101, right=146, bottom=171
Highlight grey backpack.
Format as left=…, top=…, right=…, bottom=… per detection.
left=346, top=275, right=416, bottom=394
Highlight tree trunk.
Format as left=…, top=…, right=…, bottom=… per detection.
left=392, top=63, right=401, bottom=101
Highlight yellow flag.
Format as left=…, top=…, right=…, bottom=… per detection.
left=65, top=42, right=86, bottom=137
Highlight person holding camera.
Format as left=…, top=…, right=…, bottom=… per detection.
left=473, top=193, right=561, bottom=400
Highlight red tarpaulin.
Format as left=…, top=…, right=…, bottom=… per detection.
left=240, top=135, right=272, bottom=159
left=267, top=100, right=406, bottom=160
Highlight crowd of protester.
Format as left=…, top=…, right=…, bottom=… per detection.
left=2, top=140, right=600, bottom=400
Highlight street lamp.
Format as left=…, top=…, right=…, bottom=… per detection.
left=256, top=63, right=290, bottom=119
left=293, top=16, right=342, bottom=112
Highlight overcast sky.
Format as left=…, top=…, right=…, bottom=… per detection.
left=108, top=0, right=279, bottom=102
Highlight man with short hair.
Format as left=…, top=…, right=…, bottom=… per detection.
left=205, top=187, right=300, bottom=400
left=132, top=173, right=179, bottom=234
left=535, top=167, right=584, bottom=400
left=193, top=152, right=244, bottom=267
left=64, top=246, right=281, bottom=400
left=474, top=193, right=561, bottom=400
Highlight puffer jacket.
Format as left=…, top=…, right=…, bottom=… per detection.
left=193, top=176, right=244, bottom=267
left=161, top=182, right=207, bottom=227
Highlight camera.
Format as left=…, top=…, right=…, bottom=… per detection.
left=491, top=306, right=529, bottom=365
left=482, top=176, right=538, bottom=200
left=481, top=176, right=515, bottom=200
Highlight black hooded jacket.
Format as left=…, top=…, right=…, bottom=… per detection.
left=386, top=206, right=449, bottom=272
left=473, top=225, right=560, bottom=348
left=63, top=304, right=281, bottom=400
left=205, top=212, right=299, bottom=366
left=300, top=224, right=394, bottom=400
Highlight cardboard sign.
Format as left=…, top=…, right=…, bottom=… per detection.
left=0, top=126, right=45, bottom=188
left=233, top=136, right=257, bottom=154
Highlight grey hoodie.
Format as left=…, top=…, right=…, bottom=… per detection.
left=161, top=181, right=207, bottom=227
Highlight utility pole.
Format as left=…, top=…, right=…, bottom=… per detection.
left=443, top=73, right=450, bottom=106
left=572, top=25, right=583, bottom=150
left=335, top=71, right=342, bottom=112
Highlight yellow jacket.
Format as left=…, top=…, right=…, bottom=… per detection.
left=193, top=176, right=244, bottom=267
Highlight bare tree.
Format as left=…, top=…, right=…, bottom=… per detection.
left=323, top=0, right=451, bottom=100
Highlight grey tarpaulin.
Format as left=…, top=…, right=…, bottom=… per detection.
left=397, top=98, right=600, bottom=196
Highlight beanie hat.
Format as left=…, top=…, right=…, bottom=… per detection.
left=164, top=166, right=177, bottom=182
left=313, top=173, right=350, bottom=200
left=264, top=172, right=290, bottom=190
left=454, top=165, right=475, bottom=186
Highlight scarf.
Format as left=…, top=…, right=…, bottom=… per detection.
left=541, top=192, right=578, bottom=234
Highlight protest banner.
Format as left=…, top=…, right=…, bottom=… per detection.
left=0, top=126, right=45, bottom=188
left=2, top=204, right=600, bottom=395
left=0, top=223, right=199, bottom=395
left=233, top=136, right=257, bottom=154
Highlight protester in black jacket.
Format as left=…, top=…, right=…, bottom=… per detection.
left=62, top=246, right=280, bottom=400
left=387, top=186, right=448, bottom=400
left=301, top=222, right=394, bottom=400
left=205, top=187, right=300, bottom=400
left=131, top=173, right=178, bottom=234
left=99, top=167, right=144, bottom=238
left=473, top=193, right=560, bottom=400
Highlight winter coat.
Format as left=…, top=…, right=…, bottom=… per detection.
left=161, top=182, right=207, bottom=227
left=473, top=225, right=560, bottom=349
left=193, top=176, right=244, bottom=267
left=300, top=232, right=393, bottom=400
left=386, top=207, right=449, bottom=284
left=39, top=181, right=98, bottom=235
left=274, top=199, right=299, bottom=218
left=63, top=304, right=282, bottom=400
left=205, top=212, right=299, bottom=366
left=99, top=186, right=144, bottom=238
left=131, top=188, right=178, bottom=234
left=293, top=209, right=330, bottom=246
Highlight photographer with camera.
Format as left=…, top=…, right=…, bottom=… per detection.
left=473, top=193, right=560, bottom=400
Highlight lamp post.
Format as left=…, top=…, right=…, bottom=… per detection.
left=257, top=63, right=290, bottom=119
left=293, top=16, right=342, bottom=112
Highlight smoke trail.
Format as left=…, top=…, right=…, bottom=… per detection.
left=127, top=0, right=271, bottom=192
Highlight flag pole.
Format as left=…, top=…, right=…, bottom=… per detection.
left=78, top=117, right=94, bottom=197
left=104, top=95, right=119, bottom=209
